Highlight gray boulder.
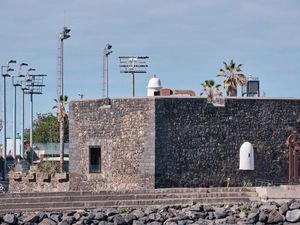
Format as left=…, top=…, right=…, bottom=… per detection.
left=113, top=215, right=127, bottom=225
left=286, top=209, right=300, bottom=222
left=213, top=208, right=227, bottom=219
left=148, top=213, right=163, bottom=222
left=76, top=209, right=88, bottom=217
left=18, top=212, right=39, bottom=223
left=73, top=212, right=81, bottom=221
left=259, top=204, right=277, bottom=214
left=207, top=212, right=214, bottom=220
left=202, top=205, right=213, bottom=213
left=139, top=216, right=150, bottom=224
left=225, top=216, right=237, bottom=224
left=247, top=212, right=259, bottom=224
left=290, top=202, right=300, bottom=210
left=132, top=220, right=144, bottom=225
left=131, top=209, right=145, bottom=219
left=98, top=221, right=114, bottom=225
left=106, top=209, right=120, bottom=217
left=123, top=213, right=135, bottom=225
left=185, top=211, right=206, bottom=221
left=267, top=209, right=284, bottom=224
left=188, top=204, right=202, bottom=212
left=95, top=212, right=108, bottom=221
left=149, top=222, right=162, bottom=225
left=145, top=208, right=157, bottom=215
left=279, top=203, right=289, bottom=215
left=39, top=218, right=57, bottom=225
left=3, top=214, right=17, bottom=225
left=258, top=211, right=267, bottom=223
left=60, top=216, right=74, bottom=225
left=50, top=214, right=62, bottom=223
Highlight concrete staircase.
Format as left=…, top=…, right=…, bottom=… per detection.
left=0, top=187, right=259, bottom=215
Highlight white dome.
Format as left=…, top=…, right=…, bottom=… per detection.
left=147, top=75, right=162, bottom=89
left=147, top=75, right=163, bottom=96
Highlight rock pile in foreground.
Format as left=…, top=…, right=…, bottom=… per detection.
left=2, top=199, right=300, bottom=225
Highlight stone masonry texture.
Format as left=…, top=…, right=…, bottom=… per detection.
left=69, top=98, right=155, bottom=191
left=69, top=97, right=300, bottom=190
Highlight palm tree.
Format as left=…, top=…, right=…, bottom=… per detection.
left=53, top=95, right=68, bottom=172
left=200, top=80, right=222, bottom=102
left=216, top=60, right=247, bottom=96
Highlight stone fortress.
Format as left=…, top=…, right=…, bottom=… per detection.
left=67, top=76, right=300, bottom=191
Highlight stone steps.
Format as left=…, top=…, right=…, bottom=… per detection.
left=0, top=187, right=259, bottom=215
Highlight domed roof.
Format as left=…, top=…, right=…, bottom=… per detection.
left=147, top=75, right=162, bottom=89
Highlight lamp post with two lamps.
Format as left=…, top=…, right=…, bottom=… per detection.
left=1, top=59, right=17, bottom=180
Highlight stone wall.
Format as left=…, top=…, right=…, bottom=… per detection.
left=68, top=97, right=300, bottom=190
left=8, top=172, right=69, bottom=192
left=69, top=98, right=155, bottom=191
left=155, top=97, right=300, bottom=188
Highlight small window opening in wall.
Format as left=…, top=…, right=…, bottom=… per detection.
left=90, top=147, right=101, bottom=173
left=154, top=91, right=160, bottom=96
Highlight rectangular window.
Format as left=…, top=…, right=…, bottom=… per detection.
left=90, top=147, right=101, bottom=173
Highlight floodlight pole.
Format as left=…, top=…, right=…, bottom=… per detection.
left=119, top=56, right=148, bottom=97
left=29, top=92, right=33, bottom=163
left=103, top=44, right=113, bottom=98
left=59, top=26, right=71, bottom=98
left=21, top=68, right=35, bottom=158
left=12, top=63, right=28, bottom=160
left=132, top=72, right=135, bottom=97
left=25, top=74, right=46, bottom=164
left=1, top=60, right=16, bottom=180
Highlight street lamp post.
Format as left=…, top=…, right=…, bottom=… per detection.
left=103, top=44, right=113, bottom=98
left=20, top=68, right=35, bottom=158
left=12, top=63, right=28, bottom=160
left=1, top=60, right=16, bottom=180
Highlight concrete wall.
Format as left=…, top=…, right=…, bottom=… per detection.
left=69, top=97, right=300, bottom=190
left=69, top=98, right=155, bottom=191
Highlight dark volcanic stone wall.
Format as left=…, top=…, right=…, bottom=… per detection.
left=69, top=98, right=155, bottom=191
left=155, top=97, right=300, bottom=188
left=69, top=97, right=300, bottom=190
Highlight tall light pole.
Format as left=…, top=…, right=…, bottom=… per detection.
left=1, top=59, right=16, bottom=180
left=20, top=68, right=35, bottom=158
left=103, top=44, right=113, bottom=98
left=119, top=56, right=149, bottom=97
left=25, top=73, right=46, bottom=163
left=59, top=26, right=71, bottom=98
left=12, top=63, right=28, bottom=160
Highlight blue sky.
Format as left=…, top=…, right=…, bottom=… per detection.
left=0, top=0, right=300, bottom=137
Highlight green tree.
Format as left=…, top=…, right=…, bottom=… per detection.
left=200, top=80, right=222, bottom=102
left=53, top=95, right=68, bottom=172
left=24, top=113, right=69, bottom=144
left=216, top=60, right=247, bottom=96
